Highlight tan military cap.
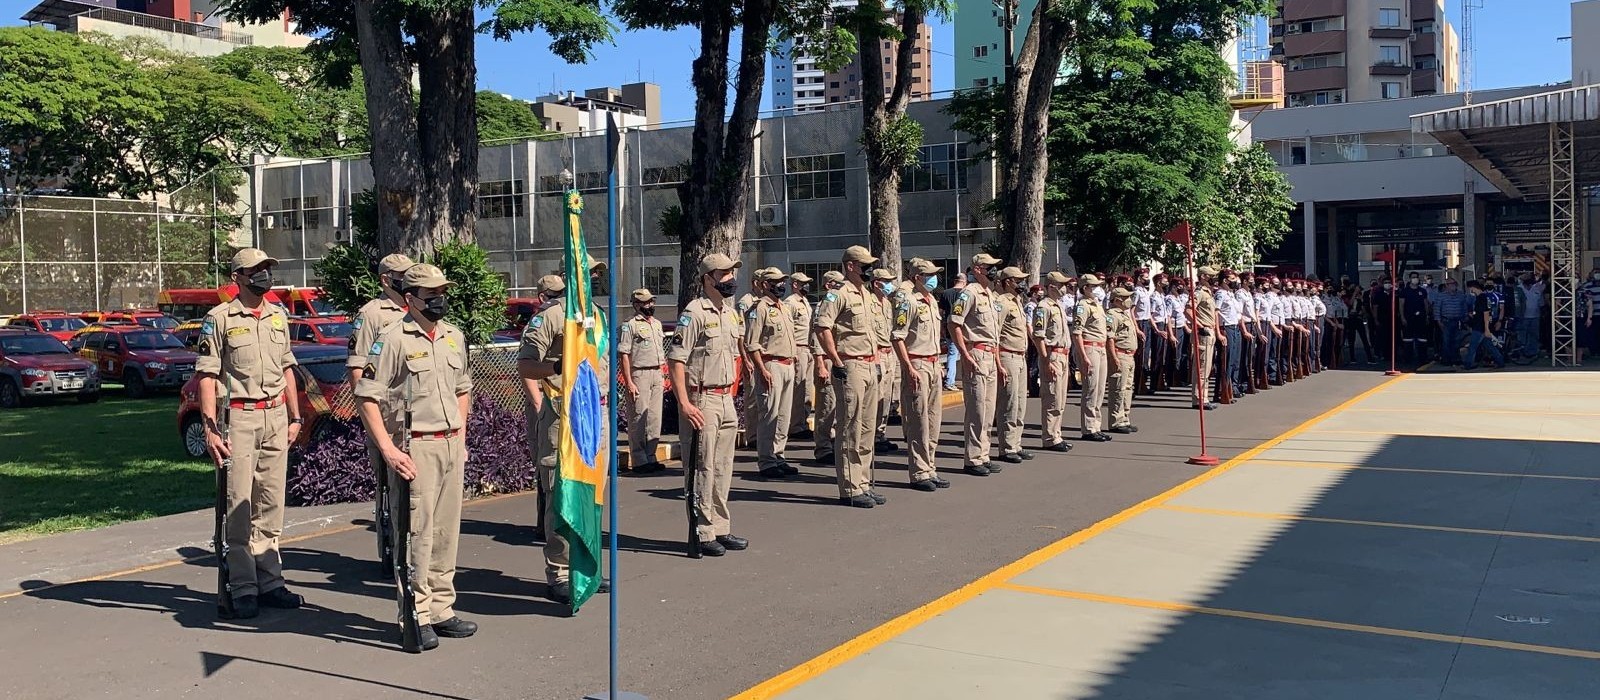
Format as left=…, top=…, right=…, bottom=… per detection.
left=403, top=263, right=453, bottom=290
left=756, top=267, right=786, bottom=281
left=790, top=271, right=814, bottom=283
left=631, top=288, right=654, bottom=302
left=822, top=270, right=845, bottom=283
left=1046, top=270, right=1072, bottom=284
left=378, top=253, right=415, bottom=274
left=843, top=245, right=879, bottom=265
left=997, top=266, right=1027, bottom=281
left=537, top=274, right=566, bottom=293
left=230, top=248, right=277, bottom=271
left=871, top=268, right=898, bottom=281
left=910, top=259, right=944, bottom=274
left=1110, top=287, right=1133, bottom=300
left=972, top=252, right=1002, bottom=266
left=897, top=280, right=915, bottom=293
left=1197, top=265, right=1219, bottom=277
left=1079, top=273, right=1103, bottom=285
left=699, top=253, right=742, bottom=274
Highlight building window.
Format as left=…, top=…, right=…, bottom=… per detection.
left=1287, top=17, right=1345, bottom=34
left=1378, top=8, right=1401, bottom=28
left=829, top=81, right=840, bottom=88
left=1289, top=54, right=1345, bottom=71
left=885, top=71, right=892, bottom=79
left=1415, top=56, right=1437, bottom=70
left=478, top=180, right=526, bottom=219
left=786, top=153, right=848, bottom=201
left=538, top=171, right=605, bottom=193
left=642, top=266, right=674, bottom=296
left=974, top=78, right=990, bottom=87
left=973, top=45, right=989, bottom=58
left=1381, top=82, right=1403, bottom=99
left=911, top=61, right=922, bottom=69
left=899, top=143, right=970, bottom=194
left=1415, top=21, right=1435, bottom=33
left=280, top=197, right=318, bottom=230
left=885, top=57, right=892, bottom=65
left=1378, top=45, right=1403, bottom=66
left=642, top=164, right=688, bottom=186
left=1288, top=89, right=1346, bottom=107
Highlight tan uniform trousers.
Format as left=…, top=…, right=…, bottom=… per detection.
left=876, top=351, right=898, bottom=441
left=533, top=401, right=570, bottom=584
left=900, top=356, right=941, bottom=483
left=1108, top=350, right=1136, bottom=428
left=1194, top=332, right=1216, bottom=406
left=742, top=371, right=760, bottom=445
left=681, top=390, right=736, bottom=542
left=814, top=359, right=837, bottom=458
left=834, top=357, right=880, bottom=498
left=222, top=403, right=289, bottom=598
left=1040, top=349, right=1071, bottom=445
left=756, top=359, right=796, bottom=469
left=790, top=351, right=813, bottom=435
left=1079, top=344, right=1108, bottom=434
left=393, top=433, right=464, bottom=625
left=962, top=347, right=998, bottom=466
left=996, top=350, right=1027, bottom=455
left=628, top=368, right=663, bottom=467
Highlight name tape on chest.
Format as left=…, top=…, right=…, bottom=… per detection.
left=227, top=326, right=251, bottom=337
left=407, top=350, right=431, bottom=361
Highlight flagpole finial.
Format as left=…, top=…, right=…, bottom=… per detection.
left=559, top=169, right=575, bottom=189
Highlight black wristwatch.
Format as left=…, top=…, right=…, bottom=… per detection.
left=289, top=417, right=304, bottom=425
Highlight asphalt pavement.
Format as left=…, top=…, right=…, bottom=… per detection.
left=0, top=368, right=1390, bottom=699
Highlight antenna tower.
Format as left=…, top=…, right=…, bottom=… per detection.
left=1462, top=0, right=1483, bottom=96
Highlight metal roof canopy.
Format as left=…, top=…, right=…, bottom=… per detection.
left=1411, top=84, right=1600, bottom=201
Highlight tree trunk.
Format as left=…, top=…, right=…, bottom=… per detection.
left=352, top=0, right=424, bottom=257
left=995, top=0, right=1046, bottom=259
left=415, top=6, right=480, bottom=251
left=1007, top=7, right=1072, bottom=283
left=861, top=4, right=925, bottom=269
left=678, top=3, right=733, bottom=304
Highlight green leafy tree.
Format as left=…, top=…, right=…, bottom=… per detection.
left=209, top=46, right=372, bottom=156
left=1191, top=143, right=1292, bottom=268
left=477, top=90, right=550, bottom=141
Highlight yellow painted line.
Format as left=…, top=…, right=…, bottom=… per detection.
left=939, top=389, right=962, bottom=410
left=729, top=374, right=1412, bottom=699
left=1396, top=390, right=1600, bottom=397
left=997, top=583, right=1600, bottom=662
left=1249, top=459, right=1600, bottom=482
left=1159, top=504, right=1600, bottom=545
left=1347, top=407, right=1600, bottom=417
left=1309, top=429, right=1589, bottom=444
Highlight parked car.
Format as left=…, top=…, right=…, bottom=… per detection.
left=289, top=318, right=355, bottom=346
left=75, top=326, right=198, bottom=398
left=6, top=312, right=89, bottom=342
left=0, top=328, right=101, bottom=407
left=171, top=319, right=205, bottom=349
left=100, top=310, right=180, bottom=330
left=177, top=344, right=351, bottom=458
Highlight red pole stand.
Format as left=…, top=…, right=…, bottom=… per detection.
left=1184, top=243, right=1220, bottom=467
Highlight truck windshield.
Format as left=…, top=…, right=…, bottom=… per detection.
left=124, top=332, right=186, bottom=350
left=1, top=335, right=72, bottom=355
left=37, top=317, right=87, bottom=332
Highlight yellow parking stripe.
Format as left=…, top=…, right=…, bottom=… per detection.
left=1309, top=429, right=1587, bottom=443
left=1248, top=459, right=1600, bottom=482
left=1159, top=504, right=1600, bottom=544
left=1346, top=407, right=1600, bottom=417
left=996, top=583, right=1600, bottom=661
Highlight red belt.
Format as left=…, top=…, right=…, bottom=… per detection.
left=229, top=394, right=285, bottom=410
left=411, top=430, right=457, bottom=440
left=1049, top=347, right=1071, bottom=355
left=841, top=354, right=876, bottom=361
left=765, top=357, right=794, bottom=365
left=908, top=354, right=940, bottom=362
left=999, top=347, right=1026, bottom=356
left=691, top=385, right=733, bottom=395
left=970, top=343, right=996, bottom=352
left=1079, top=340, right=1105, bottom=348
left=1114, top=349, right=1135, bottom=356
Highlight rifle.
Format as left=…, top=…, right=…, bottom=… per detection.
left=685, top=429, right=703, bottom=559
left=214, top=399, right=235, bottom=620
left=395, top=376, right=423, bottom=653
left=1217, top=331, right=1234, bottom=405
left=376, top=442, right=393, bottom=577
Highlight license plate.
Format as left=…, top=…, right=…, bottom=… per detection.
left=182, top=372, right=195, bottom=380
left=61, top=380, right=83, bottom=389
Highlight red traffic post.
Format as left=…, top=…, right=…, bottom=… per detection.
left=1169, top=223, right=1220, bottom=467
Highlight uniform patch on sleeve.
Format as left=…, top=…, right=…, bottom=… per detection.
left=896, top=310, right=908, bottom=327
left=952, top=294, right=967, bottom=316
left=369, top=340, right=384, bottom=355
left=824, top=292, right=838, bottom=303
left=270, top=315, right=286, bottom=330
left=530, top=316, right=543, bottom=329
left=1075, top=303, right=1088, bottom=318
left=766, top=306, right=778, bottom=321
left=363, top=363, right=376, bottom=376
left=1033, top=309, right=1047, bottom=328
left=200, top=319, right=215, bottom=336
left=197, top=337, right=213, bottom=355
left=352, top=318, right=363, bottom=330
left=445, top=336, right=458, bottom=350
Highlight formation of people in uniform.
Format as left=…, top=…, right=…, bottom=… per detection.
left=196, top=246, right=1400, bottom=653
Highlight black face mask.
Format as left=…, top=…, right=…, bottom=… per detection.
left=770, top=282, right=788, bottom=298
left=638, top=305, right=655, bottom=318
left=713, top=279, right=737, bottom=298
left=1228, top=280, right=1241, bottom=289
left=388, top=276, right=405, bottom=295
left=417, top=295, right=448, bottom=322
left=243, top=270, right=272, bottom=296
left=540, top=293, right=562, bottom=309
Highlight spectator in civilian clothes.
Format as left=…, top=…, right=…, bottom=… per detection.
left=1462, top=280, right=1506, bottom=371
left=938, top=273, right=966, bottom=390
left=1432, top=278, right=1469, bottom=367
left=1511, top=273, right=1546, bottom=361
left=1582, top=267, right=1600, bottom=362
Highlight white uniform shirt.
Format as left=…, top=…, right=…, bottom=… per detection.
left=1133, top=287, right=1155, bottom=322
left=1217, top=288, right=1242, bottom=326
left=1168, top=293, right=1190, bottom=329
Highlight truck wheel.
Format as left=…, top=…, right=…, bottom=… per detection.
left=124, top=370, right=148, bottom=399
left=0, top=379, right=20, bottom=409
left=181, top=413, right=209, bottom=458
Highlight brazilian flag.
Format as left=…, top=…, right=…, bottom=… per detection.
left=553, top=188, right=609, bottom=612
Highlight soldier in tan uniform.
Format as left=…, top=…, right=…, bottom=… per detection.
left=746, top=267, right=801, bottom=479
left=197, top=248, right=304, bottom=620
left=815, top=245, right=887, bottom=508
left=812, top=271, right=845, bottom=464
left=1074, top=273, right=1112, bottom=442
left=355, top=263, right=477, bottom=649
left=870, top=267, right=901, bottom=453
left=894, top=259, right=951, bottom=491
left=948, top=253, right=1003, bottom=475
left=1106, top=287, right=1141, bottom=434
left=1190, top=266, right=1221, bottom=410
left=346, top=253, right=414, bottom=574
left=785, top=272, right=816, bottom=439
left=737, top=272, right=771, bottom=444
left=618, top=289, right=666, bottom=474
left=993, top=266, right=1033, bottom=464
left=670, top=253, right=749, bottom=556
left=1032, top=271, right=1075, bottom=452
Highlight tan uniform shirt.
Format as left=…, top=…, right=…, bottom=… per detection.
left=517, top=303, right=566, bottom=390
left=1110, top=307, right=1139, bottom=353
left=346, top=296, right=408, bottom=368
left=1074, top=297, right=1109, bottom=343
left=616, top=315, right=665, bottom=368
left=355, top=319, right=472, bottom=433
left=948, top=283, right=1001, bottom=345
left=784, top=295, right=812, bottom=350
left=874, top=294, right=894, bottom=350
left=1033, top=298, right=1070, bottom=348
left=745, top=296, right=797, bottom=359
left=814, top=282, right=882, bottom=359
left=1194, top=288, right=1218, bottom=332
left=668, top=297, right=743, bottom=389
left=892, top=290, right=942, bottom=356
left=195, top=298, right=296, bottom=400
left=997, top=292, right=1029, bottom=353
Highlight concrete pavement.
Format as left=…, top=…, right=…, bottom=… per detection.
left=752, top=369, right=1600, bottom=700
left=1, top=368, right=1410, bottom=699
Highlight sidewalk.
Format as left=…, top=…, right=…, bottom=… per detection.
left=742, top=369, right=1600, bottom=699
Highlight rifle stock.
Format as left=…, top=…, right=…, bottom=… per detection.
left=395, top=376, right=423, bottom=653
left=214, top=403, right=234, bottom=619
left=376, top=443, right=393, bottom=577
left=685, top=429, right=702, bottom=559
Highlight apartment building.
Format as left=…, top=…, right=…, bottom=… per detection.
left=529, top=83, right=661, bottom=136
left=1271, top=0, right=1459, bottom=107
left=21, top=0, right=309, bottom=57
left=772, top=0, right=935, bottom=114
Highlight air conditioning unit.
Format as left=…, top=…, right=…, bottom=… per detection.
left=334, top=227, right=350, bottom=243
left=757, top=204, right=785, bottom=227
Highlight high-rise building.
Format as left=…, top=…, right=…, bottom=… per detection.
left=952, top=0, right=1038, bottom=90
left=1271, top=0, right=1459, bottom=107
left=530, top=83, right=661, bottom=135
left=21, top=0, right=310, bottom=57
left=772, top=0, right=934, bottom=114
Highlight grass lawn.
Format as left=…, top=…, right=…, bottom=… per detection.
left=0, top=394, right=211, bottom=544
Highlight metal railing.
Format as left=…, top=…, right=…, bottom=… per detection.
left=74, top=7, right=255, bottom=47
